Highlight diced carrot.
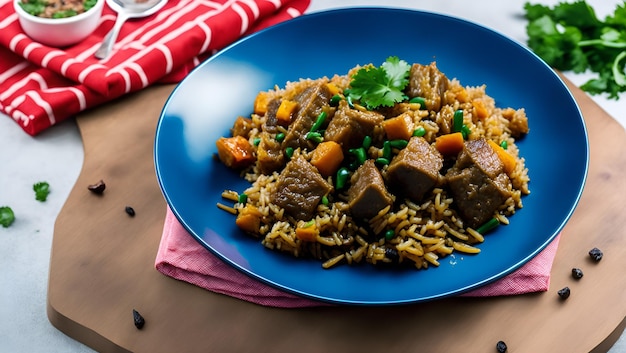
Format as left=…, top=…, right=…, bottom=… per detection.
left=455, top=87, right=470, bottom=103
left=295, top=223, right=319, bottom=242
left=325, top=82, right=342, bottom=96
left=382, top=113, right=414, bottom=140
left=487, top=140, right=517, bottom=175
left=253, top=91, right=271, bottom=115
left=276, top=99, right=299, bottom=126
left=310, top=141, right=344, bottom=177
left=215, top=136, right=256, bottom=169
left=235, top=205, right=262, bottom=234
left=435, top=132, right=464, bottom=156
left=472, top=99, right=489, bottom=120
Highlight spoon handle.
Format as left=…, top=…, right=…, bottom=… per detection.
left=95, top=12, right=130, bottom=60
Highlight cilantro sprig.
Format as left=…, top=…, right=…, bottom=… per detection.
left=33, top=181, right=50, bottom=202
left=347, top=56, right=412, bottom=109
left=0, top=206, right=15, bottom=228
left=524, top=0, right=626, bottom=99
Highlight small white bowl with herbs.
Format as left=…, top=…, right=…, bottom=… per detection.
left=14, top=0, right=104, bottom=47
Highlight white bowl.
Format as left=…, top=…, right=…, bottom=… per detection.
left=14, top=0, right=104, bottom=47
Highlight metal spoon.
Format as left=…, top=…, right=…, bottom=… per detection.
left=95, top=0, right=167, bottom=60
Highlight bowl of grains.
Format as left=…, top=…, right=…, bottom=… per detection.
left=14, top=0, right=104, bottom=47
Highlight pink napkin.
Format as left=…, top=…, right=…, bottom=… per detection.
left=155, top=207, right=561, bottom=307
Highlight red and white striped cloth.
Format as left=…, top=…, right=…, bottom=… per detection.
left=0, top=0, right=310, bottom=136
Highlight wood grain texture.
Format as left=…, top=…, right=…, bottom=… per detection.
left=49, top=79, right=626, bottom=353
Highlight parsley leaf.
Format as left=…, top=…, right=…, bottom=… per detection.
left=33, top=181, right=50, bottom=202
left=0, top=206, right=15, bottom=228
left=347, top=56, right=411, bottom=109
left=524, top=0, right=626, bottom=99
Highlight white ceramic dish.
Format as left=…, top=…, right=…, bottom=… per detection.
left=14, top=0, right=104, bottom=47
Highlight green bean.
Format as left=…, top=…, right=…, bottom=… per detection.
left=413, top=126, right=426, bottom=137
left=409, top=97, right=427, bottom=109
left=389, top=139, right=408, bottom=149
left=349, top=147, right=367, bottom=165
left=453, top=109, right=464, bottom=133
left=375, top=157, right=390, bottom=166
left=382, top=140, right=392, bottom=160
left=310, top=111, right=327, bottom=132
left=335, top=167, right=350, bottom=189
left=362, top=135, right=372, bottom=150
left=475, top=217, right=500, bottom=234
left=461, top=125, right=471, bottom=140
left=285, top=147, right=294, bottom=159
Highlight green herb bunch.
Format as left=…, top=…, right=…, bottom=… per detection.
left=524, top=0, right=626, bottom=99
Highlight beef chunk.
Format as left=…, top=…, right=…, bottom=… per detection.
left=385, top=137, right=443, bottom=202
left=282, top=82, right=331, bottom=150
left=271, top=156, right=333, bottom=220
left=324, top=100, right=385, bottom=151
left=262, top=99, right=282, bottom=134
left=407, top=62, right=449, bottom=111
left=348, top=160, right=394, bottom=220
left=256, top=131, right=285, bottom=174
left=446, top=138, right=512, bottom=228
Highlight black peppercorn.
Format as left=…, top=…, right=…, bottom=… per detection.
left=87, top=180, right=106, bottom=194
left=588, top=247, right=603, bottom=262
left=558, top=286, right=571, bottom=300
left=571, top=268, right=584, bottom=279
left=125, top=206, right=136, bottom=217
left=133, top=309, right=145, bottom=329
left=496, top=340, right=507, bottom=352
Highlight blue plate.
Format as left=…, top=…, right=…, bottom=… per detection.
left=154, top=8, right=588, bottom=305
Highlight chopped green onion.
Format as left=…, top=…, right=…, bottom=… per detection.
left=310, top=111, right=327, bottom=132
left=500, top=140, right=508, bottom=150
left=330, top=94, right=342, bottom=106
left=335, top=167, right=351, bottom=189
left=275, top=132, right=285, bottom=142
left=413, top=126, right=426, bottom=137
left=362, top=135, right=372, bottom=150
left=453, top=109, right=464, bottom=133
left=238, top=193, right=248, bottom=204
left=252, top=137, right=261, bottom=146
left=303, top=219, right=315, bottom=228
left=349, top=147, right=367, bottom=166
left=305, top=131, right=324, bottom=143
left=382, top=140, right=392, bottom=160
left=384, top=229, right=395, bottom=240
left=375, top=157, right=390, bottom=166
left=285, top=146, right=294, bottom=159
left=461, top=125, right=471, bottom=140
left=389, top=139, right=408, bottom=149
left=475, top=217, right=500, bottom=234
left=409, top=97, right=427, bottom=109
left=321, top=195, right=329, bottom=206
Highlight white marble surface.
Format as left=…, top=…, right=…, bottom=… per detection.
left=0, top=0, right=624, bottom=352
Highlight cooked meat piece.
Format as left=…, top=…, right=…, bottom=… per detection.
left=324, top=100, right=385, bottom=151
left=385, top=137, right=443, bottom=202
left=282, top=82, right=332, bottom=150
left=271, top=156, right=333, bottom=220
left=348, top=160, right=394, bottom=220
left=446, top=138, right=512, bottom=228
left=256, top=131, right=285, bottom=174
left=262, top=99, right=281, bottom=134
left=407, top=62, right=449, bottom=111
left=231, top=116, right=254, bottom=137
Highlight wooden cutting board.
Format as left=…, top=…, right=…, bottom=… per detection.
left=49, top=79, right=626, bottom=353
